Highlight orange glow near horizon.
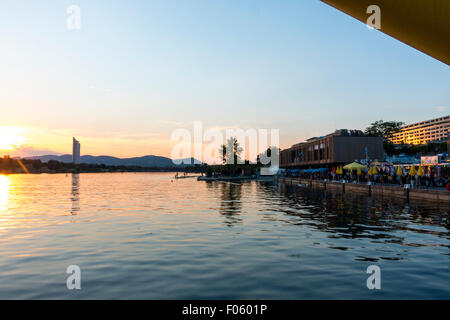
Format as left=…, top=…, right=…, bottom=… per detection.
left=0, top=127, right=27, bottom=151
left=0, top=126, right=175, bottom=158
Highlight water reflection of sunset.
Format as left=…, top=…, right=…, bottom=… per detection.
left=0, top=173, right=448, bottom=299
left=0, top=175, right=10, bottom=213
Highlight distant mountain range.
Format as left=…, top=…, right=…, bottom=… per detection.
left=24, top=154, right=203, bottom=167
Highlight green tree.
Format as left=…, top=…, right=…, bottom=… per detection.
left=219, top=137, right=243, bottom=165
left=257, top=146, right=280, bottom=166
left=364, top=120, right=404, bottom=140
left=220, top=144, right=227, bottom=165
left=365, top=120, right=405, bottom=156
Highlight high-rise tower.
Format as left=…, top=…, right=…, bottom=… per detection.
left=72, top=137, right=81, bottom=164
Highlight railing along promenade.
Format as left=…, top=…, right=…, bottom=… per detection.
left=276, top=177, right=450, bottom=204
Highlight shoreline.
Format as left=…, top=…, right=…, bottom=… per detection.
left=277, top=177, right=450, bottom=204
left=0, top=170, right=183, bottom=175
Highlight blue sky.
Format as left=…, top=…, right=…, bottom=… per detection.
left=0, top=0, right=449, bottom=157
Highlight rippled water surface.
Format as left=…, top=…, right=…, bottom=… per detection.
left=0, top=173, right=448, bottom=299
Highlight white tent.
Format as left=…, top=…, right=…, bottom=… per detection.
left=261, top=166, right=280, bottom=176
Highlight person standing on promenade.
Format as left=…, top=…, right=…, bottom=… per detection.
left=430, top=167, right=435, bottom=187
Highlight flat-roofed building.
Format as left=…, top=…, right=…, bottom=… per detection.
left=280, top=130, right=385, bottom=169
left=390, top=115, right=450, bottom=145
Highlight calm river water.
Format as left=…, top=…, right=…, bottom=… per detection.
left=0, top=173, right=448, bottom=299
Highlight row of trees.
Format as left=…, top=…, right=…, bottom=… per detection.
left=0, top=157, right=203, bottom=174
left=219, top=137, right=279, bottom=165
left=1, top=137, right=275, bottom=176
left=204, top=137, right=278, bottom=177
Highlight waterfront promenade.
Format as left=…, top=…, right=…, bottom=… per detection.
left=277, top=177, right=450, bottom=204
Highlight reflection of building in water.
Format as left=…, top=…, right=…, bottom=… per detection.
left=219, top=183, right=243, bottom=226
left=71, top=173, right=80, bottom=215
left=277, top=183, right=449, bottom=240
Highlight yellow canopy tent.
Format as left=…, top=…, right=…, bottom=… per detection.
left=418, top=166, right=424, bottom=177
left=357, top=167, right=362, bottom=175
left=409, top=165, right=417, bottom=176
left=397, top=166, right=403, bottom=176
left=343, top=162, right=365, bottom=170
left=372, top=166, right=378, bottom=175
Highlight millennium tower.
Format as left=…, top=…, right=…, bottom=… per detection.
left=72, top=137, right=81, bottom=164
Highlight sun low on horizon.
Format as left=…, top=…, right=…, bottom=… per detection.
left=0, top=127, right=27, bottom=153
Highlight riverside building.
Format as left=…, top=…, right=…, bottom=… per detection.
left=390, top=115, right=450, bottom=145
left=280, top=129, right=384, bottom=169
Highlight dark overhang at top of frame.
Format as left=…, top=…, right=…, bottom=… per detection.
left=320, top=0, right=450, bottom=65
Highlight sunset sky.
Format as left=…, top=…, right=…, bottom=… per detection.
left=1, top=0, right=449, bottom=159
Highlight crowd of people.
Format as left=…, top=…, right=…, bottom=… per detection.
left=283, top=163, right=450, bottom=190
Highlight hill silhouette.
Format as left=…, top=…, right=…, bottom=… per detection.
left=25, top=154, right=203, bottom=167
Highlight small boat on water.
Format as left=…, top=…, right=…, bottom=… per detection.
left=174, top=172, right=199, bottom=179
left=175, top=175, right=198, bottom=179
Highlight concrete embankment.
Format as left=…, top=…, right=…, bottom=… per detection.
left=277, top=177, right=450, bottom=204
